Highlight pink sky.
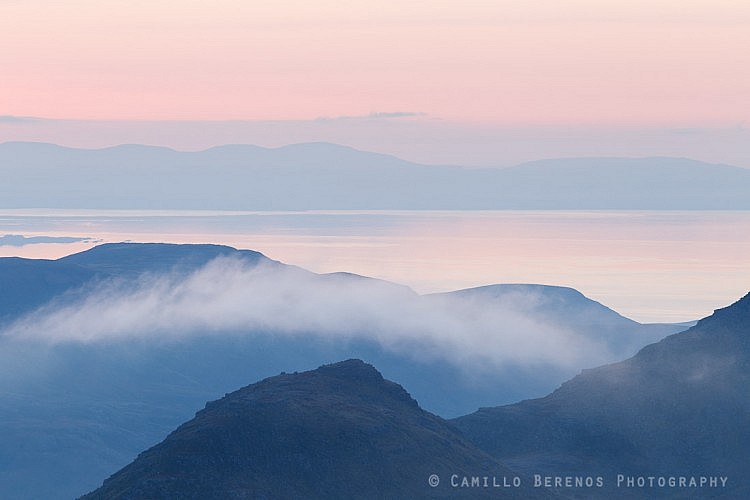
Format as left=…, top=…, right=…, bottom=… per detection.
left=1, top=1, right=749, bottom=164
left=3, top=0, right=749, bottom=123
left=1, top=2, right=749, bottom=321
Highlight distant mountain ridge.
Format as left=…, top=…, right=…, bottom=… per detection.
left=58, top=241, right=271, bottom=277
left=2, top=141, right=749, bottom=209
left=0, top=242, right=274, bottom=322
left=431, top=284, right=674, bottom=356
left=0, top=243, right=682, bottom=407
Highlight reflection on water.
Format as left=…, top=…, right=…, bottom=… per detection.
left=1, top=210, right=748, bottom=323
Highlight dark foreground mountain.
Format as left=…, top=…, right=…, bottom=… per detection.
left=454, top=292, right=750, bottom=498
left=81, top=360, right=553, bottom=499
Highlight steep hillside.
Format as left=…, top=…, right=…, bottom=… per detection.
left=454, top=292, right=750, bottom=498
left=81, top=360, right=553, bottom=499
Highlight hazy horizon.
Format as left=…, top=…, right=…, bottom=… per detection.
left=2, top=2, right=749, bottom=167
left=2, top=120, right=749, bottom=169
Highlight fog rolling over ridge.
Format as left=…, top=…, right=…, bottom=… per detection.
left=0, top=243, right=686, bottom=499
left=3, top=244, right=676, bottom=373
left=2, top=142, right=750, bottom=209
left=83, top=293, right=750, bottom=500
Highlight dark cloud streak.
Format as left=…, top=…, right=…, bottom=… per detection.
left=0, top=115, right=44, bottom=124
left=314, top=111, right=427, bottom=122
left=0, top=234, right=96, bottom=247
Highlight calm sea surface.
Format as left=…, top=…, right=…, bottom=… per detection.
left=1, top=209, right=748, bottom=323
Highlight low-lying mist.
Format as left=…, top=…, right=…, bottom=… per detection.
left=2, top=256, right=628, bottom=373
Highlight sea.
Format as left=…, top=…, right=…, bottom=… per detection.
left=1, top=209, right=748, bottom=324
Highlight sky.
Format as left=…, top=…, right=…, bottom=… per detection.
left=2, top=0, right=749, bottom=166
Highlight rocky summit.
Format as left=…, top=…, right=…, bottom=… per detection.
left=81, top=359, right=553, bottom=499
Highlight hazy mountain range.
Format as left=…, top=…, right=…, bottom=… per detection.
left=0, top=243, right=689, bottom=499
left=82, top=291, right=750, bottom=498
left=78, top=294, right=750, bottom=499
left=2, top=141, right=750, bottom=209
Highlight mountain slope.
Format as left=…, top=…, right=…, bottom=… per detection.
left=431, top=284, right=681, bottom=357
left=453, top=292, right=750, bottom=498
left=0, top=243, right=688, bottom=499
left=2, top=142, right=749, bottom=209
left=0, top=243, right=273, bottom=323
left=80, top=360, right=552, bottom=499
left=495, top=156, right=750, bottom=209
left=59, top=241, right=271, bottom=276
left=0, top=257, right=96, bottom=321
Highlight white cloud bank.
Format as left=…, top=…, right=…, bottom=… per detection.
left=3, top=256, right=614, bottom=371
